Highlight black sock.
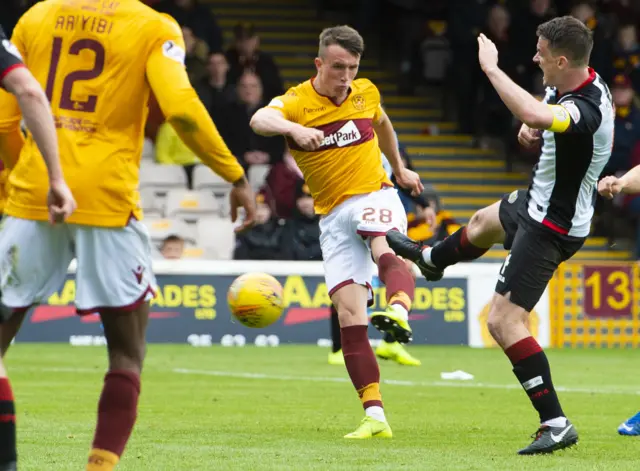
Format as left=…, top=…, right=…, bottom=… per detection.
left=430, top=226, right=489, bottom=270
left=383, top=332, right=395, bottom=343
left=0, top=378, right=16, bottom=465
left=330, top=305, right=341, bottom=353
left=506, top=337, right=565, bottom=422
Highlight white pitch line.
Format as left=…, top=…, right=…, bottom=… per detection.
left=173, top=368, right=640, bottom=396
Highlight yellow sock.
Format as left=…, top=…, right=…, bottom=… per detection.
left=389, top=292, right=412, bottom=312
left=357, top=382, right=382, bottom=407
left=87, top=449, right=119, bottom=471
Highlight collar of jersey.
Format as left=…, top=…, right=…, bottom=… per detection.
left=309, top=76, right=352, bottom=107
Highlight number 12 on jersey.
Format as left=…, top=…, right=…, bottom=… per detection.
left=45, top=37, right=105, bottom=113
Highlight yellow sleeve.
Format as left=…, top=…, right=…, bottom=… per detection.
left=370, top=82, right=383, bottom=123
left=547, top=104, right=572, bottom=133
left=266, top=91, right=301, bottom=122
left=145, top=21, right=244, bottom=184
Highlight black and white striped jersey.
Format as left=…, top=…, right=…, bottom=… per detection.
left=0, top=26, right=23, bottom=85
left=522, top=68, right=614, bottom=238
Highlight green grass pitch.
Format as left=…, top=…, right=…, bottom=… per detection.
left=6, top=344, right=640, bottom=470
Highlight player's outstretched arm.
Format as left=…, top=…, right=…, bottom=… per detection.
left=146, top=38, right=256, bottom=231
left=477, top=34, right=555, bottom=130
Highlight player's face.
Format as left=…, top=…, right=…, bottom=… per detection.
left=315, top=45, right=360, bottom=98
left=533, top=37, right=565, bottom=87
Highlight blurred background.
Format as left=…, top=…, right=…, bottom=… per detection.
left=2, top=0, right=640, bottom=264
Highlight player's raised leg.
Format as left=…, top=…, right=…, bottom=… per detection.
left=72, top=220, right=156, bottom=470
left=387, top=195, right=508, bottom=281
left=368, top=236, right=415, bottom=343
left=331, top=283, right=391, bottom=439
left=374, top=259, right=421, bottom=366
left=353, top=188, right=415, bottom=344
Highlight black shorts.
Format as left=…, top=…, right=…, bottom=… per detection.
left=496, top=190, right=585, bottom=311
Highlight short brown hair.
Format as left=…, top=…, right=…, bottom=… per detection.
left=536, top=16, right=593, bottom=66
left=318, top=25, right=364, bottom=57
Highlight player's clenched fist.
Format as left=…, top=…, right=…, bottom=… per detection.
left=518, top=123, right=541, bottom=149
left=598, top=175, right=623, bottom=199
left=290, top=125, right=324, bottom=151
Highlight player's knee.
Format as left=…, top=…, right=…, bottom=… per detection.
left=107, top=342, right=145, bottom=374
left=486, top=293, right=525, bottom=342
left=336, top=303, right=367, bottom=327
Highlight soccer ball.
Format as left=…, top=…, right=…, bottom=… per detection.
left=227, top=272, right=285, bottom=328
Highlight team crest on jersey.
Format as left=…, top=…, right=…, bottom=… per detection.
left=352, top=94, right=366, bottom=110
left=162, top=40, right=185, bottom=65
left=508, top=190, right=518, bottom=204
left=561, top=101, right=581, bottom=123
left=1, top=40, right=21, bottom=60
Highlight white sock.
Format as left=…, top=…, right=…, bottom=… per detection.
left=389, top=303, right=408, bottom=321
left=365, top=406, right=386, bottom=423
left=543, top=416, right=567, bottom=428
left=421, top=247, right=436, bottom=267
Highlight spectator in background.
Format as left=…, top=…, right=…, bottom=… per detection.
left=605, top=74, right=640, bottom=175
left=266, top=147, right=304, bottom=219
left=196, top=53, right=236, bottom=121
left=234, top=191, right=285, bottom=260
left=476, top=4, right=516, bottom=151
left=571, top=0, right=614, bottom=84
left=161, top=235, right=185, bottom=259
left=217, top=71, right=285, bottom=169
left=155, top=121, right=200, bottom=188
left=281, top=181, right=322, bottom=261
left=226, top=22, right=284, bottom=100
left=182, top=26, right=209, bottom=84
left=446, top=0, right=490, bottom=135
left=154, top=0, right=223, bottom=54
left=613, top=23, right=640, bottom=93
left=406, top=185, right=460, bottom=246
left=509, top=0, right=555, bottom=94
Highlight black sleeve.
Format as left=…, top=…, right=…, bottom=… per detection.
left=0, top=26, right=23, bottom=83
left=557, top=96, right=604, bottom=135
left=390, top=174, right=429, bottom=207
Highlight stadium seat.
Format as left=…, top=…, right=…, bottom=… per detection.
left=141, top=137, right=155, bottom=161
left=143, top=217, right=197, bottom=245
left=192, top=164, right=232, bottom=195
left=139, top=161, right=188, bottom=194
left=139, top=188, right=164, bottom=218
left=165, top=189, right=220, bottom=222
left=248, top=164, right=271, bottom=190
left=196, top=216, right=236, bottom=260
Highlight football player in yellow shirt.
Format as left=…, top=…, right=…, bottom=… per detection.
left=0, top=24, right=76, bottom=471
left=251, top=25, right=423, bottom=439
left=0, top=2, right=255, bottom=470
